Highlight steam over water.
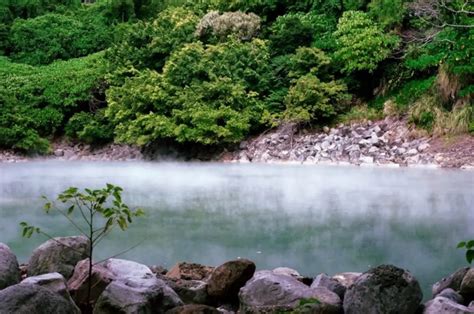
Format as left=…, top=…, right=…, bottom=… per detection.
left=0, top=161, right=473, bottom=297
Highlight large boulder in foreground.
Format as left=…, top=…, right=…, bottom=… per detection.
left=28, top=236, right=90, bottom=279
left=93, top=277, right=183, bottom=314
left=0, top=243, right=20, bottom=289
left=343, top=264, right=422, bottom=314
left=207, top=259, right=255, bottom=301
left=0, top=283, right=80, bottom=314
left=239, top=270, right=341, bottom=313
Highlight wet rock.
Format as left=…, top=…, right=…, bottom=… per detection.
left=424, top=295, right=474, bottom=314
left=0, top=243, right=20, bottom=290
left=0, top=283, right=80, bottom=314
left=166, top=262, right=214, bottom=281
left=461, top=268, right=474, bottom=299
left=343, top=265, right=422, bottom=314
left=239, top=270, right=341, bottom=313
left=311, top=273, right=346, bottom=299
left=207, top=259, right=255, bottom=301
left=67, top=259, right=115, bottom=307
left=28, top=236, right=90, bottom=279
left=94, top=277, right=182, bottom=314
left=166, top=304, right=220, bottom=314
left=432, top=267, right=470, bottom=297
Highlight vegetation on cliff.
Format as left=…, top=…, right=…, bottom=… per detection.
left=0, top=0, right=472, bottom=154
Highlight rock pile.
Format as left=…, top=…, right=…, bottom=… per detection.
left=2, top=238, right=474, bottom=313
left=230, top=117, right=474, bottom=169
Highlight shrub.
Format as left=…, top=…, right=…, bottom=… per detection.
left=195, top=10, right=261, bottom=42
left=269, top=13, right=314, bottom=55
left=9, top=13, right=112, bottom=65
left=333, top=10, right=399, bottom=73
left=65, top=110, right=114, bottom=144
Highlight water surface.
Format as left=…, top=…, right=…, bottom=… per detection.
left=0, top=161, right=473, bottom=298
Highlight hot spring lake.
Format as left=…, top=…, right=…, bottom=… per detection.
left=1, top=161, right=473, bottom=297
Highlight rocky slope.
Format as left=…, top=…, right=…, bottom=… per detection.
left=224, top=117, right=474, bottom=169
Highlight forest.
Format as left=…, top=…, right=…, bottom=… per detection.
left=0, top=0, right=472, bottom=154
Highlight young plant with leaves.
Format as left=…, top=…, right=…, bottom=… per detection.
left=458, top=240, right=474, bottom=264
left=20, top=184, right=144, bottom=311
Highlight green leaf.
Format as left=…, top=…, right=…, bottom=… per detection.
left=457, top=241, right=466, bottom=248
left=466, top=240, right=474, bottom=249
left=67, top=205, right=75, bottom=215
left=467, top=250, right=474, bottom=264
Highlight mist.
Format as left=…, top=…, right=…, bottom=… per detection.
left=0, top=161, right=473, bottom=298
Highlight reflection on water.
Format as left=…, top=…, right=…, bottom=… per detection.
left=0, top=161, right=473, bottom=298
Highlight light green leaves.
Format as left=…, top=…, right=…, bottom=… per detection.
left=457, top=240, right=474, bottom=264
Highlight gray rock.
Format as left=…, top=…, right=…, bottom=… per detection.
left=239, top=270, right=341, bottom=313
left=28, top=236, right=90, bottom=279
left=102, top=258, right=155, bottom=280
left=407, top=148, right=418, bottom=156
left=22, top=272, right=74, bottom=303
left=359, top=156, right=374, bottom=164
left=424, top=296, right=474, bottom=314
left=332, top=272, right=361, bottom=288
left=437, top=288, right=464, bottom=303
left=207, top=259, right=255, bottom=301
left=311, top=273, right=346, bottom=299
left=321, top=141, right=330, bottom=150
left=343, top=265, right=422, bottom=314
left=166, top=304, right=220, bottom=314
left=93, top=277, right=183, bottom=314
left=53, top=149, right=64, bottom=157
left=461, top=268, right=474, bottom=298
left=0, top=243, right=20, bottom=290
left=418, top=143, right=430, bottom=152
left=0, top=283, right=80, bottom=314
left=167, top=279, right=209, bottom=304
left=433, top=267, right=470, bottom=297
left=272, top=267, right=302, bottom=280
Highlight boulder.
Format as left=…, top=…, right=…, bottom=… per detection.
left=165, top=279, right=210, bottom=304
left=432, top=267, right=470, bottom=297
left=93, top=277, right=183, bottom=314
left=0, top=283, right=80, bottom=314
left=102, top=258, right=155, bottom=280
left=0, top=243, right=20, bottom=289
left=424, top=296, right=474, bottom=314
left=272, top=267, right=303, bottom=280
left=332, top=272, right=361, bottom=288
left=436, top=288, right=464, bottom=304
left=207, top=259, right=255, bottom=301
left=343, top=265, right=422, bottom=314
left=67, top=259, right=115, bottom=307
left=28, top=236, right=90, bottom=279
left=22, top=272, right=75, bottom=303
left=166, top=262, right=214, bottom=281
left=165, top=304, right=220, bottom=314
left=461, top=268, right=474, bottom=300
left=311, top=273, right=346, bottom=299
left=239, top=270, right=341, bottom=313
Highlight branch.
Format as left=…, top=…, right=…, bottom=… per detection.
left=93, top=239, right=146, bottom=266
left=55, top=207, right=88, bottom=237
left=38, top=230, right=90, bottom=257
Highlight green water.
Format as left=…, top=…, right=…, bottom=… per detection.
left=0, top=161, right=473, bottom=299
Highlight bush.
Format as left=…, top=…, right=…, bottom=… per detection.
left=8, top=13, right=112, bottom=65
left=195, top=11, right=261, bottom=42
left=284, top=74, right=348, bottom=124
left=269, top=13, right=314, bottom=55
left=65, top=110, right=114, bottom=144
left=334, top=10, right=399, bottom=73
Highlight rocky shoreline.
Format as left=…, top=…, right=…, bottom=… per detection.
left=1, top=117, right=473, bottom=169
left=1, top=237, right=474, bottom=313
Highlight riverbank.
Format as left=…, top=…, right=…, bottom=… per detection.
left=1, top=117, right=473, bottom=169
left=1, top=237, right=474, bottom=313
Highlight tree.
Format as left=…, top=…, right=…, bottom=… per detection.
left=21, top=184, right=144, bottom=311
left=333, top=10, right=399, bottom=73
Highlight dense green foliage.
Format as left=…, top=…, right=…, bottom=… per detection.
left=0, top=0, right=472, bottom=154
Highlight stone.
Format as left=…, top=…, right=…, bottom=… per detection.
left=424, top=296, right=474, bottom=314
left=407, top=148, right=418, bottom=156
left=102, top=258, right=155, bottom=280
left=359, top=156, right=374, bottom=164
left=437, top=288, right=464, bottom=304
left=321, top=141, right=330, bottom=150
left=67, top=259, right=115, bottom=307
left=343, top=265, right=422, bottom=314
left=166, top=279, right=209, bottom=304
left=272, top=267, right=303, bottom=280
left=432, top=267, right=470, bottom=297
left=166, top=304, right=220, bottom=314
left=396, top=147, right=407, bottom=155
left=93, top=277, right=182, bottom=314
left=239, top=271, right=341, bottom=313
left=207, top=259, right=255, bottom=301
left=323, top=126, right=330, bottom=133
left=0, top=283, right=80, bottom=314
left=54, top=149, right=64, bottom=157
left=28, top=236, right=90, bottom=280
left=332, top=272, right=361, bottom=288
left=368, top=146, right=379, bottom=154
left=418, top=143, right=430, bottom=152
left=311, top=273, right=346, bottom=299
left=461, top=268, right=474, bottom=298
left=166, top=262, right=214, bottom=281
left=22, top=272, right=73, bottom=302
left=0, top=243, right=20, bottom=290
